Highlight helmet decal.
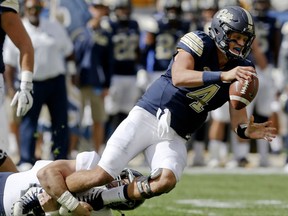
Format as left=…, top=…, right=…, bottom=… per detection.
left=217, top=9, right=234, bottom=23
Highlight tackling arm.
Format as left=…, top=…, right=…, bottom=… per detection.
left=37, top=160, right=92, bottom=215
left=37, top=160, right=76, bottom=199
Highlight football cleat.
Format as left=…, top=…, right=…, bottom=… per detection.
left=105, top=168, right=145, bottom=211
left=12, top=186, right=44, bottom=216
left=76, top=187, right=105, bottom=211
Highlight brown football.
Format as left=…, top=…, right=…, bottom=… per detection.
left=229, top=73, right=259, bottom=110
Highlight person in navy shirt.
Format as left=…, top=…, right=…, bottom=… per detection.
left=104, top=0, right=143, bottom=138
left=36, top=6, right=277, bottom=212
left=141, top=0, right=190, bottom=86
left=74, top=0, right=112, bottom=154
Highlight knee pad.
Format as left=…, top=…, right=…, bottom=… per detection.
left=0, top=149, right=8, bottom=166
left=136, top=168, right=163, bottom=199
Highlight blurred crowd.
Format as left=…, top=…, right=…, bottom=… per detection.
left=1, top=0, right=288, bottom=171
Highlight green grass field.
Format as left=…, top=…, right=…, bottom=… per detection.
left=114, top=172, right=288, bottom=216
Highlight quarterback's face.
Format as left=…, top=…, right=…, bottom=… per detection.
left=228, top=32, right=249, bottom=56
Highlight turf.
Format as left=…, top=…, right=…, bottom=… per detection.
left=114, top=173, right=288, bottom=216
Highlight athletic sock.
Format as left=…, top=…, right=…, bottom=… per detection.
left=102, top=185, right=128, bottom=205
left=208, top=140, right=221, bottom=160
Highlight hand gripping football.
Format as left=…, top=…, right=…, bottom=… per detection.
left=229, top=72, right=259, bottom=110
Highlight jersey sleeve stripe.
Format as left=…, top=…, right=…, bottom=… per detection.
left=180, top=32, right=204, bottom=57
left=1, top=0, right=19, bottom=13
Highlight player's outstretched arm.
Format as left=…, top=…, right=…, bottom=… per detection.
left=244, top=115, right=276, bottom=142
left=230, top=106, right=276, bottom=141
left=37, top=160, right=76, bottom=199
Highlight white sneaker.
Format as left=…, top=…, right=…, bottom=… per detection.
left=207, top=159, right=220, bottom=168
left=192, top=156, right=206, bottom=167
left=17, top=162, right=33, bottom=172
left=225, top=160, right=238, bottom=169
left=76, top=187, right=104, bottom=210
left=12, top=186, right=43, bottom=216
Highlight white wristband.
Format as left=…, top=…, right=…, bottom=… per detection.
left=57, top=191, right=79, bottom=212
left=45, top=210, right=60, bottom=216
left=21, top=70, right=33, bottom=82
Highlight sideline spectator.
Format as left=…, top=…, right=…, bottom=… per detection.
left=0, top=0, right=34, bottom=156
left=4, top=0, right=74, bottom=170
left=104, top=0, right=143, bottom=138
left=74, top=0, right=112, bottom=153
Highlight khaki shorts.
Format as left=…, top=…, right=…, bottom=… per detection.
left=80, top=86, right=107, bottom=123
left=5, top=97, right=21, bottom=125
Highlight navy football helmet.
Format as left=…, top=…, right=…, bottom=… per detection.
left=110, top=0, right=132, bottom=21
left=209, top=6, right=255, bottom=59
left=163, top=0, right=182, bottom=21
left=105, top=168, right=145, bottom=211
left=251, top=0, right=271, bottom=17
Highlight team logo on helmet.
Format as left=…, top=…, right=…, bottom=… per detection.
left=216, top=9, right=233, bottom=23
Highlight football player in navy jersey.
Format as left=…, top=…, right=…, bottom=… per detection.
left=37, top=6, right=277, bottom=211
left=74, top=0, right=112, bottom=154
left=141, top=0, right=190, bottom=85
left=0, top=0, right=34, bottom=116
left=104, top=0, right=143, bottom=137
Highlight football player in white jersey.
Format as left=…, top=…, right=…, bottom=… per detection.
left=0, top=151, right=144, bottom=216
left=0, top=151, right=101, bottom=215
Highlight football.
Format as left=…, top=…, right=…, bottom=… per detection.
left=229, top=73, right=259, bottom=110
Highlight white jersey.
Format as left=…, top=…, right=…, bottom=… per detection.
left=3, top=18, right=74, bottom=81
left=2, top=151, right=112, bottom=216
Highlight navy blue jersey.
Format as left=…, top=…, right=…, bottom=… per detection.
left=253, top=15, right=280, bottom=65
left=74, top=20, right=112, bottom=88
left=137, top=31, right=254, bottom=139
left=109, top=19, right=140, bottom=75
left=144, top=17, right=190, bottom=72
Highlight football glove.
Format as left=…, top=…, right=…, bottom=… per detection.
left=11, top=71, right=33, bottom=117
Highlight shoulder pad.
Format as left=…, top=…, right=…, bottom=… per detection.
left=179, top=32, right=204, bottom=57
left=1, top=0, right=19, bottom=13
